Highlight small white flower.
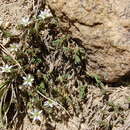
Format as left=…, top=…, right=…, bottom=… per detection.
left=44, top=100, right=58, bottom=108
left=0, top=64, right=13, bottom=73
left=38, top=9, right=52, bottom=20
left=30, top=109, right=42, bottom=122
left=21, top=17, right=31, bottom=26
left=23, top=74, right=34, bottom=86
left=9, top=43, right=20, bottom=52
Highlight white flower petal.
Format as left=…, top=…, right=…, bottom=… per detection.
left=23, top=74, right=34, bottom=86
left=21, top=17, right=31, bottom=26
left=38, top=9, right=52, bottom=20
left=9, top=43, right=20, bottom=52
left=30, top=109, right=42, bottom=122
left=23, top=76, right=26, bottom=79
left=0, top=64, right=13, bottom=73
left=28, top=82, right=32, bottom=86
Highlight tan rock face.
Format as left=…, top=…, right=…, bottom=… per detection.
left=47, top=0, right=130, bottom=82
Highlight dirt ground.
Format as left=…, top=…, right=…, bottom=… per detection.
left=0, top=0, right=130, bottom=130
left=18, top=86, right=130, bottom=130
left=0, top=0, right=33, bottom=25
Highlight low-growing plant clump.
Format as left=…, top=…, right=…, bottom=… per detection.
left=0, top=7, right=90, bottom=128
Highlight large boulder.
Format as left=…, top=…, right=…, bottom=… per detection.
left=47, top=0, right=130, bottom=82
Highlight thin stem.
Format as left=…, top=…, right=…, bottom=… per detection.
left=0, top=43, right=27, bottom=76
left=37, top=90, right=72, bottom=118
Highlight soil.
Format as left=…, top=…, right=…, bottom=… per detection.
left=19, top=86, right=130, bottom=130
left=0, top=0, right=33, bottom=26
left=0, top=0, right=130, bottom=130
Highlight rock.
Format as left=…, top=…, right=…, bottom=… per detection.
left=47, top=0, right=130, bottom=82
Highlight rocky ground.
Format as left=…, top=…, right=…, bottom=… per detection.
left=0, top=0, right=130, bottom=130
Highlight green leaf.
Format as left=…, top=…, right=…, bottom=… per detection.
left=79, top=85, right=87, bottom=99
left=3, top=31, right=13, bottom=38
left=0, top=81, right=10, bottom=99
left=37, top=82, right=46, bottom=93
left=52, top=36, right=67, bottom=47
left=63, top=47, right=71, bottom=52
left=74, top=55, right=81, bottom=64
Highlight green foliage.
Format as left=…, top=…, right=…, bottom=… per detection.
left=87, top=73, right=104, bottom=88
left=52, top=36, right=66, bottom=47
left=127, top=97, right=130, bottom=103
left=74, top=55, right=81, bottom=64
left=79, top=85, right=87, bottom=100
left=37, top=82, right=46, bottom=94
left=0, top=9, right=90, bottom=128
